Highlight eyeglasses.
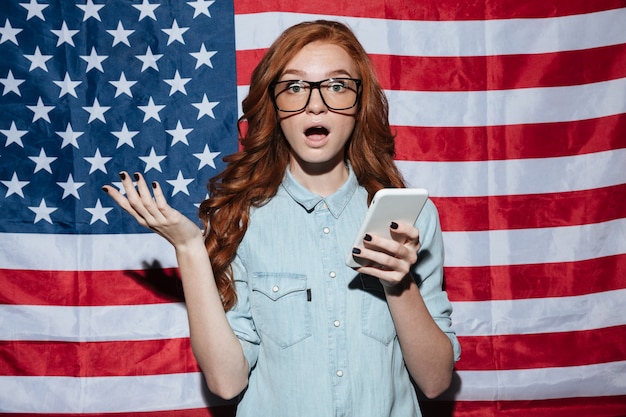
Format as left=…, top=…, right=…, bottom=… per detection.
left=270, top=78, right=362, bottom=112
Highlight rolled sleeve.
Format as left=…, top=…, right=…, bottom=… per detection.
left=225, top=254, right=261, bottom=372
left=414, top=199, right=461, bottom=362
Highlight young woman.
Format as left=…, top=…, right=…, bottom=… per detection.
left=103, top=20, right=460, bottom=417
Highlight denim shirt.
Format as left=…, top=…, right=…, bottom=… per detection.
left=226, top=166, right=461, bottom=417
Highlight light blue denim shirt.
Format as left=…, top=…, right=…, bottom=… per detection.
left=226, top=165, right=461, bottom=417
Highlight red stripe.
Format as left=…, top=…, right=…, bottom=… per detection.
left=419, top=396, right=626, bottom=417
left=434, top=184, right=626, bottom=233
left=234, top=0, right=626, bottom=20
left=455, top=325, right=626, bottom=371
left=394, top=114, right=626, bottom=162
left=0, top=339, right=199, bottom=377
left=3, top=326, right=623, bottom=377
left=445, top=254, right=626, bottom=302
left=0, top=407, right=236, bottom=417
left=0, top=268, right=182, bottom=306
left=237, top=44, right=626, bottom=91
left=371, top=44, right=626, bottom=92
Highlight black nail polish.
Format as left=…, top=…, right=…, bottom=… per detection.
left=152, top=181, right=157, bottom=189
left=352, top=248, right=361, bottom=254
left=364, top=234, right=372, bottom=241
left=134, top=173, right=140, bottom=181
left=101, top=187, right=109, bottom=193
left=119, top=172, right=126, bottom=180
left=390, top=222, right=398, bottom=230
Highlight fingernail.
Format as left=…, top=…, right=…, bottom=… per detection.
left=101, top=186, right=109, bottom=193
left=364, top=234, right=372, bottom=241
left=390, top=222, right=398, bottom=229
left=352, top=248, right=361, bottom=254
left=152, top=181, right=157, bottom=189
left=133, top=173, right=140, bottom=181
left=119, top=172, right=126, bottom=180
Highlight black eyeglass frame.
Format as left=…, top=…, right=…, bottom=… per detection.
left=270, top=78, right=363, bottom=113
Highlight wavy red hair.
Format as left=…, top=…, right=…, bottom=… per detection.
left=199, top=20, right=406, bottom=310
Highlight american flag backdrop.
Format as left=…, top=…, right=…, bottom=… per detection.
left=1, top=0, right=625, bottom=416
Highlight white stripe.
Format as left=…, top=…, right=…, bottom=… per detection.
left=2, top=218, right=625, bottom=272
left=450, top=361, right=626, bottom=401
left=0, top=232, right=177, bottom=270
left=388, top=78, right=626, bottom=127
left=238, top=78, right=626, bottom=126
left=2, top=289, right=624, bottom=342
left=235, top=9, right=626, bottom=56
left=0, top=303, right=189, bottom=342
left=451, top=289, right=626, bottom=337
left=397, top=149, right=626, bottom=197
left=444, top=218, right=626, bottom=267
left=0, top=373, right=232, bottom=413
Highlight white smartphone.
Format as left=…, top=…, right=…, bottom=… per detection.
left=346, top=188, right=429, bottom=268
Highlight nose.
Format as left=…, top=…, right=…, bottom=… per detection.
left=306, top=86, right=327, bottom=114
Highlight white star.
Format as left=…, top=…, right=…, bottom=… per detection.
left=80, top=46, right=108, bottom=72
left=166, top=170, right=194, bottom=196
left=0, top=19, right=22, bottom=45
left=83, top=98, right=110, bottom=123
left=1, top=121, right=28, bottom=147
left=166, top=120, right=193, bottom=145
left=76, top=0, right=105, bottom=22
left=29, top=199, right=57, bottom=224
left=84, top=148, right=111, bottom=174
left=187, top=0, right=214, bottom=18
left=139, top=147, right=167, bottom=173
left=53, top=72, right=81, bottom=98
left=51, top=22, right=79, bottom=47
left=109, top=72, right=136, bottom=98
left=111, top=122, right=138, bottom=148
left=190, top=43, right=217, bottom=69
left=24, top=46, right=53, bottom=72
left=56, top=123, right=83, bottom=148
left=136, top=46, right=162, bottom=72
left=133, top=0, right=160, bottom=21
left=2, top=172, right=29, bottom=198
left=192, top=94, right=219, bottom=119
left=20, top=0, right=48, bottom=20
left=162, top=20, right=188, bottom=45
left=85, top=199, right=113, bottom=225
left=193, top=144, right=221, bottom=169
left=27, top=97, right=54, bottom=123
left=138, top=97, right=165, bottom=122
left=28, top=148, right=57, bottom=173
left=107, top=21, right=134, bottom=47
left=57, top=173, right=85, bottom=199
left=164, top=70, right=191, bottom=96
left=0, top=70, right=25, bottom=96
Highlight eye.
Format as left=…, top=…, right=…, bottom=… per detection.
left=286, top=81, right=307, bottom=94
left=327, top=81, right=347, bottom=93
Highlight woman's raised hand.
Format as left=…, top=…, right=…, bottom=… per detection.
left=102, top=171, right=204, bottom=248
left=352, top=221, right=421, bottom=288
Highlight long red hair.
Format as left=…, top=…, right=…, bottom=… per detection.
left=199, top=20, right=406, bottom=310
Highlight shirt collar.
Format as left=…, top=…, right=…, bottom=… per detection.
left=280, top=163, right=359, bottom=219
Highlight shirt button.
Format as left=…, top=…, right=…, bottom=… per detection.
left=329, top=271, right=337, bottom=278
left=336, top=370, right=344, bottom=377
left=333, top=320, right=341, bottom=327
left=323, top=227, right=330, bottom=234
left=272, top=285, right=279, bottom=292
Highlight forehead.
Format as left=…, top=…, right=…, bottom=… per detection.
left=280, top=41, right=357, bottom=79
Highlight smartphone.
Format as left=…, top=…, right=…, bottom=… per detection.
left=346, top=188, right=429, bottom=268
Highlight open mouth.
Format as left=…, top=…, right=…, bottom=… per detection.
left=305, top=126, right=329, bottom=137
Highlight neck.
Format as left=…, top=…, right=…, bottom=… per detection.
left=288, top=157, right=349, bottom=197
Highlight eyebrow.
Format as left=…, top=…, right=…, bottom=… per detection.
left=280, top=69, right=354, bottom=79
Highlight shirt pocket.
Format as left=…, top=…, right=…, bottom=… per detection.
left=250, top=272, right=312, bottom=348
left=360, top=275, right=397, bottom=345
